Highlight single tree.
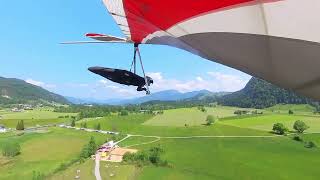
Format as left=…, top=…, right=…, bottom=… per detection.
left=272, top=123, right=288, bottom=135
left=206, top=115, right=215, bottom=125
left=288, top=109, right=294, bottom=115
left=70, top=119, right=76, bottom=127
left=293, top=120, right=309, bottom=133
left=95, top=123, right=101, bottom=130
left=87, top=136, right=97, bottom=156
left=120, top=110, right=129, bottom=116
left=16, top=120, right=24, bottom=130
left=20, top=120, right=24, bottom=130
left=16, top=121, right=21, bottom=130
left=83, top=122, right=87, bottom=128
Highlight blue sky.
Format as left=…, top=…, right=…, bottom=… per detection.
left=0, top=0, right=251, bottom=99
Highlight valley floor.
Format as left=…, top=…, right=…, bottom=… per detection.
left=1, top=105, right=320, bottom=179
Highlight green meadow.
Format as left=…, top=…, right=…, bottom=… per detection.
left=221, top=114, right=320, bottom=133
left=0, top=109, right=76, bottom=128
left=48, top=159, right=96, bottom=180
left=0, top=128, right=109, bottom=180
left=1, top=105, right=320, bottom=179
left=137, top=135, right=320, bottom=180
left=79, top=114, right=269, bottom=136
left=0, top=109, right=77, bottom=119
left=266, top=104, right=316, bottom=115
left=143, top=106, right=256, bottom=127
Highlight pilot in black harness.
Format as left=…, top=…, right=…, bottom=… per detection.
left=88, top=43, right=153, bottom=95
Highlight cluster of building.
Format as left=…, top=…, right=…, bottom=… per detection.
left=95, top=141, right=137, bottom=162
left=11, top=104, right=35, bottom=112
left=98, top=141, right=118, bottom=158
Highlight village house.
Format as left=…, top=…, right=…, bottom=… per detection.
left=0, top=124, right=7, bottom=133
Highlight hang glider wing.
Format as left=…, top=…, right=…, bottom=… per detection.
left=103, top=0, right=320, bottom=100
left=61, top=33, right=131, bottom=44
left=85, top=33, right=129, bottom=42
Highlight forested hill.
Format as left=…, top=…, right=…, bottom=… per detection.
left=0, top=77, right=69, bottom=105
left=219, top=77, right=313, bottom=109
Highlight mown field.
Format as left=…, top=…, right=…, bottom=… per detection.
left=143, top=106, right=256, bottom=127
left=0, top=128, right=109, bottom=180
left=78, top=114, right=269, bottom=136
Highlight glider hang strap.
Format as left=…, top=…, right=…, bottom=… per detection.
left=129, top=43, right=150, bottom=95
left=136, top=45, right=150, bottom=95
left=130, top=45, right=137, bottom=74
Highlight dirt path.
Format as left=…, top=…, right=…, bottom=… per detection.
left=94, top=154, right=102, bottom=180
left=125, top=137, right=161, bottom=148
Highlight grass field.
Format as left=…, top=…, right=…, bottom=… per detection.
left=143, top=106, right=257, bottom=127
left=100, top=162, right=138, bottom=180
left=0, top=118, right=70, bottom=128
left=48, top=159, right=95, bottom=180
left=2, top=105, right=320, bottom=180
left=266, top=104, right=316, bottom=115
left=0, top=109, right=77, bottom=119
left=0, top=128, right=109, bottom=180
left=79, top=114, right=269, bottom=136
left=136, top=135, right=320, bottom=180
left=0, top=109, right=77, bottom=128
left=221, top=114, right=320, bottom=133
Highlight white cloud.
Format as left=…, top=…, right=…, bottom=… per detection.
left=26, top=79, right=56, bottom=89
left=196, top=76, right=204, bottom=82
left=206, top=72, right=249, bottom=92
left=26, top=79, right=44, bottom=86
left=146, top=72, right=249, bottom=93
left=96, top=79, right=140, bottom=98
left=99, top=79, right=108, bottom=84
left=38, top=71, right=249, bottom=100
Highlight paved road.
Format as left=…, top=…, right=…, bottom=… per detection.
left=95, top=154, right=102, bottom=180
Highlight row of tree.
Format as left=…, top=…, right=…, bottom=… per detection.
left=272, top=120, right=309, bottom=135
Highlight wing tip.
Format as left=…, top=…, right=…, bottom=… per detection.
left=85, top=33, right=106, bottom=37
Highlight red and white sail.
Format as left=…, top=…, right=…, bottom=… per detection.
left=102, top=0, right=320, bottom=100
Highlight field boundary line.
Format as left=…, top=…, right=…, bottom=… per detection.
left=125, top=137, right=161, bottom=148
left=128, top=134, right=282, bottom=139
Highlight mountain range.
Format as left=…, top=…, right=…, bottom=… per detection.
left=66, top=89, right=227, bottom=105
left=0, top=77, right=68, bottom=105
left=0, top=76, right=315, bottom=108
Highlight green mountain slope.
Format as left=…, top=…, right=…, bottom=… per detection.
left=219, top=77, right=313, bottom=109
left=0, top=77, right=69, bottom=105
